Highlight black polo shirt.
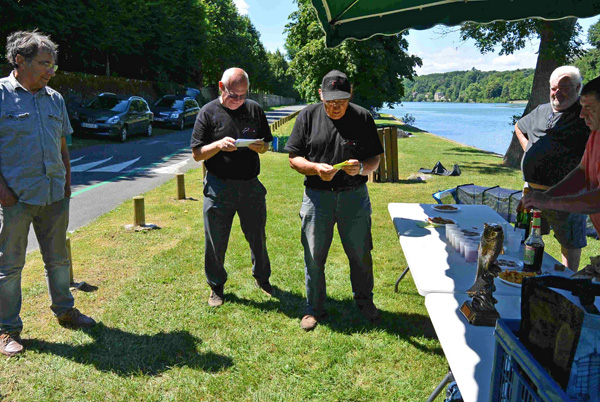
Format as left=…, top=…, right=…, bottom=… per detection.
left=284, top=102, right=384, bottom=190
left=518, top=101, right=590, bottom=186
left=191, top=99, right=272, bottom=180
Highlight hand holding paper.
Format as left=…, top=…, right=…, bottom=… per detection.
left=333, top=160, right=352, bottom=169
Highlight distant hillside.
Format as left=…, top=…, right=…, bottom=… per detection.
left=402, top=68, right=534, bottom=103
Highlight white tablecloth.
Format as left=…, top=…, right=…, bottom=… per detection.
left=388, top=203, right=565, bottom=296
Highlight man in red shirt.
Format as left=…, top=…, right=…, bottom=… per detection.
left=521, top=76, right=600, bottom=236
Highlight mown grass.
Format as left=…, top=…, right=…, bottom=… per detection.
left=2, top=120, right=598, bottom=401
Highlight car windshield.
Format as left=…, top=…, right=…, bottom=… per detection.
left=87, top=97, right=129, bottom=113
left=154, top=98, right=185, bottom=110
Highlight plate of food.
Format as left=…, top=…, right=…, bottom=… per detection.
left=496, top=256, right=524, bottom=271
left=497, top=270, right=537, bottom=287
left=432, top=205, right=460, bottom=213
left=426, top=216, right=456, bottom=226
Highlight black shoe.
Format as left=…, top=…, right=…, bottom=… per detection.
left=57, top=308, right=97, bottom=328
left=208, top=287, right=224, bottom=307
left=255, top=279, right=273, bottom=296
left=357, top=301, right=381, bottom=324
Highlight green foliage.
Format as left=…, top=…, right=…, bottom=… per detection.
left=0, top=0, right=274, bottom=91
left=284, top=0, right=421, bottom=109
left=574, top=20, right=600, bottom=82
left=402, top=68, right=535, bottom=103
left=266, top=50, right=299, bottom=99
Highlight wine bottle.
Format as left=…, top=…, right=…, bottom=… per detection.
left=523, top=209, right=544, bottom=273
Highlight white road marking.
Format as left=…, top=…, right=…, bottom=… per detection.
left=88, top=157, right=142, bottom=172
left=71, top=157, right=113, bottom=172
left=70, top=156, right=85, bottom=163
left=149, top=158, right=192, bottom=174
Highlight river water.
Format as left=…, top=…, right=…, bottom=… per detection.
left=381, top=102, right=526, bottom=155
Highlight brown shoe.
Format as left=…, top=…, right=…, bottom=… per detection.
left=0, top=332, right=23, bottom=357
left=255, top=279, right=273, bottom=296
left=358, top=301, right=381, bottom=324
left=208, top=288, right=224, bottom=307
left=57, top=308, right=97, bottom=329
left=300, top=315, right=318, bottom=331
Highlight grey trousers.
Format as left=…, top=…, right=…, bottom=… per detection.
left=203, top=173, right=271, bottom=289
left=0, top=198, right=74, bottom=334
left=299, top=185, right=374, bottom=317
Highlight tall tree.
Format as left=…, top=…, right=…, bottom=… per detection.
left=575, top=20, right=600, bottom=82
left=284, top=0, right=421, bottom=109
left=459, top=19, right=581, bottom=167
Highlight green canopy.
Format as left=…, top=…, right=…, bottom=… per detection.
left=310, top=0, right=600, bottom=47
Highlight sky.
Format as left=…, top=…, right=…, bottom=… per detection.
left=235, top=0, right=600, bottom=76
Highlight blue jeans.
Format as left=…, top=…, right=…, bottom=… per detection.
left=299, top=185, right=374, bottom=317
left=0, top=198, right=74, bottom=334
left=203, top=173, right=271, bottom=289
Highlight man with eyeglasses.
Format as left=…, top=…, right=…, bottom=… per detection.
left=191, top=67, right=273, bottom=307
left=514, top=66, right=591, bottom=271
left=520, top=76, right=600, bottom=244
left=284, top=70, right=384, bottom=331
left=0, top=31, right=96, bottom=357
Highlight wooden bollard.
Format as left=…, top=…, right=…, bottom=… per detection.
left=133, top=196, right=145, bottom=226
left=66, top=238, right=74, bottom=284
left=176, top=173, right=186, bottom=200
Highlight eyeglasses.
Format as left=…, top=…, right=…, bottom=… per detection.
left=36, top=60, right=58, bottom=72
left=324, top=99, right=349, bottom=107
left=223, top=85, right=247, bottom=100
left=550, top=85, right=572, bottom=93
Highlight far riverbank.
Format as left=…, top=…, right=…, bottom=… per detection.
left=381, top=102, right=525, bottom=155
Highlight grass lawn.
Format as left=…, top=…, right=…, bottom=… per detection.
left=3, top=118, right=598, bottom=401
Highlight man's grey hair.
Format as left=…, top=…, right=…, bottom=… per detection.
left=220, top=68, right=249, bottom=88
left=5, top=30, right=58, bottom=69
left=550, top=66, right=583, bottom=92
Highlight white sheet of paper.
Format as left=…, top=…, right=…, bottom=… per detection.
left=235, top=138, right=262, bottom=147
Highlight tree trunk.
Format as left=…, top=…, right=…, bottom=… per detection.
left=106, top=53, right=110, bottom=77
left=502, top=18, right=577, bottom=167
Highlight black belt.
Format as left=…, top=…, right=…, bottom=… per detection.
left=306, top=185, right=361, bottom=192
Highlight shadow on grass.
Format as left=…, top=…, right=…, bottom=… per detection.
left=225, top=289, right=442, bottom=356
left=24, top=324, right=233, bottom=376
left=445, top=147, right=503, bottom=157
left=453, top=161, right=517, bottom=176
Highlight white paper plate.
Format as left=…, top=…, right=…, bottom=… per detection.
left=432, top=205, right=460, bottom=213
left=235, top=138, right=260, bottom=147
left=496, top=256, right=524, bottom=271
left=497, top=277, right=521, bottom=288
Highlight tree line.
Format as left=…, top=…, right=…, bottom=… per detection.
left=401, top=68, right=535, bottom=103
left=0, top=0, right=298, bottom=98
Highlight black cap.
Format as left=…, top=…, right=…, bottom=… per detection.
left=321, top=70, right=351, bottom=101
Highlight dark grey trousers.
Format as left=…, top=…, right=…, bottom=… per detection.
left=203, top=173, right=271, bottom=289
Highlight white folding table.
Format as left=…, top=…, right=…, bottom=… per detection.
left=388, top=203, right=567, bottom=296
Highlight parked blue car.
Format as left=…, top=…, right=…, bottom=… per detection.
left=151, top=95, right=200, bottom=130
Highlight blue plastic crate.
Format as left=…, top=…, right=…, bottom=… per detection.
left=490, top=319, right=572, bottom=402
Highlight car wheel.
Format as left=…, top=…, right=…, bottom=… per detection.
left=146, top=123, right=153, bottom=137
left=119, top=126, right=128, bottom=143
left=178, top=118, right=185, bottom=130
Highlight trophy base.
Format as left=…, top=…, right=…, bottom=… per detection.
left=460, top=300, right=500, bottom=327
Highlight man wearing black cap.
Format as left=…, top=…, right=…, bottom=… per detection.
left=284, top=70, right=384, bottom=331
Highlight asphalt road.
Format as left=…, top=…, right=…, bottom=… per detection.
left=25, top=104, right=306, bottom=253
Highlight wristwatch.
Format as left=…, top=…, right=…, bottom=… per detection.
left=359, top=162, right=364, bottom=175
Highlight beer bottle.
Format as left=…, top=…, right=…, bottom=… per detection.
left=515, top=188, right=532, bottom=242
left=523, top=209, right=544, bottom=273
